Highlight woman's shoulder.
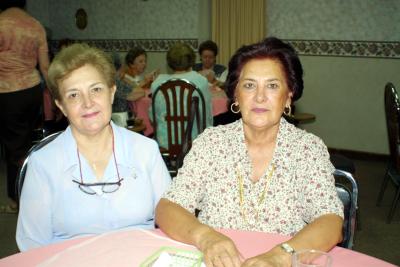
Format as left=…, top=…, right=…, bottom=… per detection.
left=190, top=71, right=208, bottom=83
left=195, top=120, right=241, bottom=145
left=281, top=119, right=328, bottom=152
left=154, top=73, right=171, bottom=82
left=114, top=124, right=158, bottom=150
left=184, top=72, right=209, bottom=91
left=150, top=74, right=171, bottom=91
left=187, top=121, right=242, bottom=161
left=28, top=131, right=68, bottom=166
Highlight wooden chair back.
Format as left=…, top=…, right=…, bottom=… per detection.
left=152, top=79, right=206, bottom=173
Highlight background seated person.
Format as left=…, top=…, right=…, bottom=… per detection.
left=119, top=47, right=158, bottom=136
left=150, top=42, right=213, bottom=149
left=16, top=43, right=171, bottom=251
left=155, top=37, right=343, bottom=267
left=193, top=40, right=226, bottom=85
left=111, top=52, right=143, bottom=127
left=111, top=77, right=135, bottom=127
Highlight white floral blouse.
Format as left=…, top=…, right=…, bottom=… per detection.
left=164, top=118, right=344, bottom=236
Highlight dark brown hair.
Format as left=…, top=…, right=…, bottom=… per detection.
left=226, top=37, right=304, bottom=102
left=125, top=47, right=146, bottom=66
left=198, top=40, right=218, bottom=57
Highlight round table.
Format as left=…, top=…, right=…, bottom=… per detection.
left=0, top=229, right=395, bottom=267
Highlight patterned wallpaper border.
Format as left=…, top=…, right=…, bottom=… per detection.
left=49, top=39, right=198, bottom=54
left=50, top=39, right=400, bottom=59
left=287, top=39, right=400, bottom=59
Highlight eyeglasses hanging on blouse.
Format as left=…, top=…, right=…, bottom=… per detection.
left=72, top=126, right=123, bottom=195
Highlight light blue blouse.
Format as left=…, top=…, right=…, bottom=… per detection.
left=16, top=122, right=171, bottom=251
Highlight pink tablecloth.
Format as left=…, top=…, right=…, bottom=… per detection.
left=0, top=229, right=395, bottom=267
left=129, top=89, right=228, bottom=136
left=211, top=88, right=228, bottom=116
left=129, top=91, right=153, bottom=136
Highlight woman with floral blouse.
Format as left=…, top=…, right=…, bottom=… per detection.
left=155, top=37, right=343, bottom=267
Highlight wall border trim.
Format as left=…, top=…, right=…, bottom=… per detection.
left=50, top=39, right=400, bottom=59
left=286, top=39, right=400, bottom=59
left=50, top=39, right=198, bottom=53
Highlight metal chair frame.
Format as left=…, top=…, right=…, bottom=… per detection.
left=16, top=131, right=63, bottom=202
left=334, top=169, right=358, bottom=249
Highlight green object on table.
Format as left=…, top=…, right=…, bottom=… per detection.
left=140, top=246, right=203, bottom=267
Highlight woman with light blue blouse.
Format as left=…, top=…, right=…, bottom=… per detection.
left=16, top=43, right=171, bottom=251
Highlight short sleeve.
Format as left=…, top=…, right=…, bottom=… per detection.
left=297, top=135, right=344, bottom=223
left=163, top=129, right=213, bottom=213
left=148, top=140, right=172, bottom=206
left=16, top=153, right=53, bottom=251
left=37, top=24, right=48, bottom=54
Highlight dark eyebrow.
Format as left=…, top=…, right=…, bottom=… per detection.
left=241, top=78, right=282, bottom=83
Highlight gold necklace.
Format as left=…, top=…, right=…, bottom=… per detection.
left=237, top=164, right=275, bottom=227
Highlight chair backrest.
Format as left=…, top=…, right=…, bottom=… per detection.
left=16, top=131, right=63, bottom=202
left=175, top=96, right=199, bottom=170
left=334, top=169, right=358, bottom=249
left=384, top=82, right=400, bottom=170
left=152, top=78, right=206, bottom=159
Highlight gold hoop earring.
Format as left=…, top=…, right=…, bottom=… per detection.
left=230, top=102, right=240, bottom=114
left=283, top=105, right=292, bottom=116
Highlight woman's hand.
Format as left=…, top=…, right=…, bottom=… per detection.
left=194, top=226, right=242, bottom=267
left=127, top=87, right=146, bottom=101
left=241, top=247, right=291, bottom=267
left=198, top=69, right=216, bottom=84
left=142, top=69, right=159, bottom=87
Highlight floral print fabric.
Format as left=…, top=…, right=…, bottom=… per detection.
left=164, top=118, right=343, bottom=235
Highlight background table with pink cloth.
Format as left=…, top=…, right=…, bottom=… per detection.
left=0, top=229, right=395, bottom=267
left=129, top=88, right=228, bottom=137
left=211, top=88, right=228, bottom=116
left=129, top=93, right=153, bottom=136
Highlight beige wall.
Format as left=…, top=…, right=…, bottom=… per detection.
left=27, top=0, right=398, bottom=155
left=267, top=0, right=400, bottom=155
left=146, top=52, right=169, bottom=74
left=147, top=49, right=400, bottom=155
left=296, top=56, right=400, bottom=155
